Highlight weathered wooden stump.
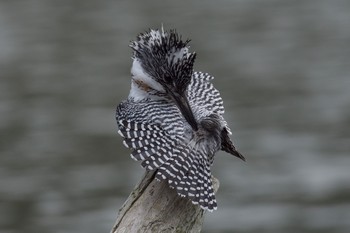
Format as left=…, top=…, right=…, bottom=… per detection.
left=111, top=171, right=219, bottom=233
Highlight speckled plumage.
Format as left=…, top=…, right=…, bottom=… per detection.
left=116, top=28, right=244, bottom=211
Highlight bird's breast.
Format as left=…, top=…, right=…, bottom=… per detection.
left=185, top=114, right=223, bottom=155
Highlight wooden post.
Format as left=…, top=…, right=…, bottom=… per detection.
left=111, top=171, right=219, bottom=233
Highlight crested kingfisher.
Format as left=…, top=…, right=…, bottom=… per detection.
left=116, top=28, right=245, bottom=211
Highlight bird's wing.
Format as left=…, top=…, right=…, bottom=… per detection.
left=188, top=72, right=245, bottom=161
left=116, top=99, right=217, bottom=211
left=116, top=100, right=182, bottom=170
left=187, top=71, right=225, bottom=116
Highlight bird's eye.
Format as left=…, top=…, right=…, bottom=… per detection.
left=133, top=79, right=152, bottom=92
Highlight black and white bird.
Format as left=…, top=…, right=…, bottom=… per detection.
left=116, top=28, right=245, bottom=211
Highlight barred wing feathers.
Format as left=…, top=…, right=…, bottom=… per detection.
left=116, top=95, right=219, bottom=211
left=188, top=71, right=225, bottom=116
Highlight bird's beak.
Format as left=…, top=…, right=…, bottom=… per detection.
left=170, top=92, right=198, bottom=131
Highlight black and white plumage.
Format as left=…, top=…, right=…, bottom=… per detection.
left=116, top=28, right=245, bottom=211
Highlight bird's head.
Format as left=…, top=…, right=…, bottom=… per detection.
left=129, top=28, right=198, bottom=130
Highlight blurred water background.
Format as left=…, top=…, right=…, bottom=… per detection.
left=1, top=1, right=350, bottom=232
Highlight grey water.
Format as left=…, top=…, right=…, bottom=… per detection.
left=1, top=1, right=349, bottom=232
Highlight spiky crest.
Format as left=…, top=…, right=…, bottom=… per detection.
left=130, top=29, right=196, bottom=94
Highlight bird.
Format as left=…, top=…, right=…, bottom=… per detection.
left=116, top=28, right=245, bottom=212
